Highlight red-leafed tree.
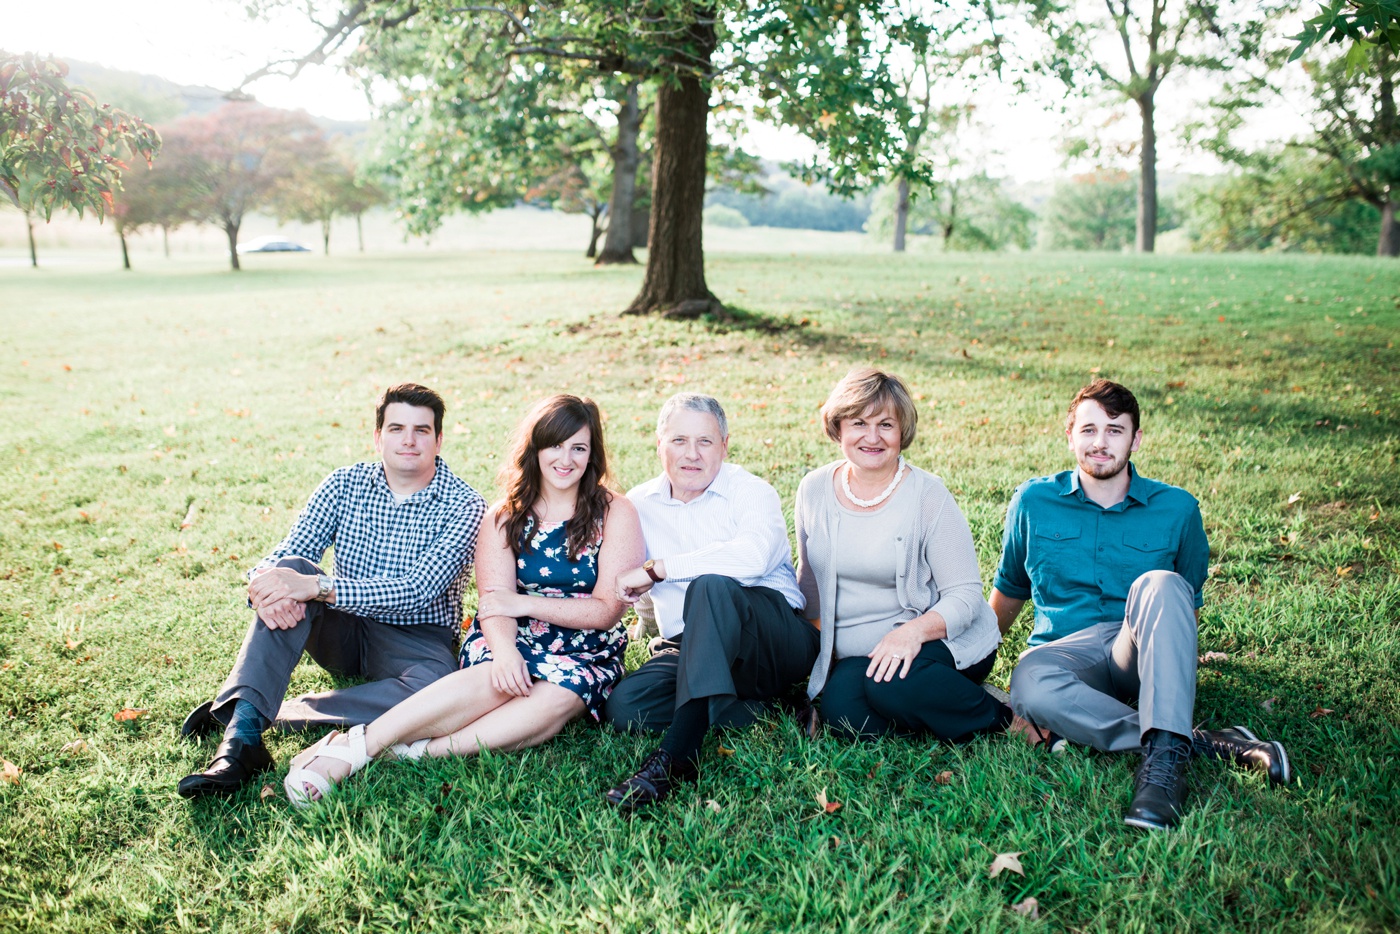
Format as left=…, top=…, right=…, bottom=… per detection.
left=157, top=102, right=328, bottom=270
left=1, top=51, right=160, bottom=221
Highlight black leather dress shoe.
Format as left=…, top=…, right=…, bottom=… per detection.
left=1193, top=725, right=1292, bottom=785
left=177, top=738, right=273, bottom=798
left=180, top=700, right=225, bottom=740
left=1124, top=732, right=1192, bottom=831
left=605, top=748, right=698, bottom=813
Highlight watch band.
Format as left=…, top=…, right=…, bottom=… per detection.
left=316, top=574, right=334, bottom=601
left=643, top=560, right=662, bottom=583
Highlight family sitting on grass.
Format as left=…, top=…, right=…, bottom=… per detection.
left=177, top=374, right=1290, bottom=832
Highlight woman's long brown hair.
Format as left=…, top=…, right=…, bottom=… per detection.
left=497, top=395, right=612, bottom=562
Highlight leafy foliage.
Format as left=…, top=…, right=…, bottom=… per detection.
left=0, top=51, right=160, bottom=221
left=1291, top=0, right=1400, bottom=67
left=1040, top=169, right=1138, bottom=250
left=866, top=174, right=1034, bottom=251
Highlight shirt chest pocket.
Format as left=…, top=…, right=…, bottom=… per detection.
left=1115, top=532, right=1175, bottom=591
left=1032, top=523, right=1085, bottom=580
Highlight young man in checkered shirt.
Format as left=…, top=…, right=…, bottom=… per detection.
left=178, top=383, right=487, bottom=798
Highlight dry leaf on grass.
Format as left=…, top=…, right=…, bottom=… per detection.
left=60, top=739, right=89, bottom=755
left=1310, top=706, right=1335, bottom=718
left=989, top=852, right=1024, bottom=878
left=113, top=707, right=148, bottom=722
left=1009, top=897, right=1040, bottom=919
left=716, top=745, right=735, bottom=757
left=1261, top=697, right=1278, bottom=712
left=934, top=770, right=954, bottom=785
left=1, top=760, right=20, bottom=784
left=64, top=637, right=83, bottom=650
left=815, top=788, right=842, bottom=814
left=1287, top=492, right=1303, bottom=505
left=259, top=784, right=277, bottom=802
left=705, top=799, right=722, bottom=813
left=181, top=502, right=197, bottom=529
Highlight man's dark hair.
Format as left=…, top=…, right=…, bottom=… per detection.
left=1066, top=379, right=1140, bottom=434
left=376, top=383, right=446, bottom=436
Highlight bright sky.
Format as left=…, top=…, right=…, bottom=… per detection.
left=6, top=1, right=1310, bottom=186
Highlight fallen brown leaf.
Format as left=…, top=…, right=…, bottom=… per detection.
left=113, top=707, right=148, bottom=722
left=989, top=851, right=1024, bottom=878
left=1310, top=706, right=1335, bottom=719
left=60, top=739, right=89, bottom=755
left=180, top=502, right=197, bottom=530
left=64, top=637, right=83, bottom=650
left=934, top=770, right=954, bottom=785
left=1009, top=896, right=1040, bottom=919
left=815, top=788, right=842, bottom=814
left=716, top=745, right=735, bottom=757
left=1, top=760, right=20, bottom=784
left=259, top=784, right=277, bottom=802
left=705, top=799, right=722, bottom=813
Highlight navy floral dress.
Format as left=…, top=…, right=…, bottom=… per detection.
left=459, top=518, right=627, bottom=720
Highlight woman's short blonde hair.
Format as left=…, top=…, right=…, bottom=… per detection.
left=820, top=368, right=918, bottom=450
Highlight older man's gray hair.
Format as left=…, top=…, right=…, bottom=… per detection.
left=656, top=392, right=728, bottom=439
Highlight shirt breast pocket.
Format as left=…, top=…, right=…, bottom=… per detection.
left=1117, top=533, right=1175, bottom=592
left=1032, top=523, right=1086, bottom=584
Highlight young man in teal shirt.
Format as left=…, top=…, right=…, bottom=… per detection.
left=992, top=380, right=1290, bottom=831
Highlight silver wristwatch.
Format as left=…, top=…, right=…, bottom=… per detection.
left=315, top=574, right=334, bottom=601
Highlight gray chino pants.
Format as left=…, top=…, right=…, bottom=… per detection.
left=1008, top=569, right=1198, bottom=753
left=212, top=557, right=457, bottom=731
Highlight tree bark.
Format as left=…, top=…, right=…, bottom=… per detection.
left=119, top=228, right=131, bottom=270
left=356, top=213, right=365, bottom=252
left=623, top=16, right=717, bottom=317
left=586, top=207, right=604, bottom=258
left=1379, top=201, right=1400, bottom=256
left=322, top=216, right=331, bottom=255
left=893, top=176, right=910, bottom=252
left=1136, top=91, right=1157, bottom=253
left=25, top=210, right=37, bottom=268
left=225, top=222, right=241, bottom=271
left=597, top=80, right=642, bottom=265
left=162, top=224, right=170, bottom=258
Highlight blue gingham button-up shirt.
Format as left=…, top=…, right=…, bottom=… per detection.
left=252, top=457, right=487, bottom=630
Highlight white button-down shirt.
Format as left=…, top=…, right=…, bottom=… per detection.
left=628, top=462, right=804, bottom=638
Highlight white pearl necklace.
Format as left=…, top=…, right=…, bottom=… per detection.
left=842, top=456, right=906, bottom=508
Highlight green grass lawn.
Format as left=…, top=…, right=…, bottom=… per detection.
left=1, top=249, right=1398, bottom=932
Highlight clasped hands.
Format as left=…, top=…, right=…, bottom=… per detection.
left=247, top=566, right=316, bottom=630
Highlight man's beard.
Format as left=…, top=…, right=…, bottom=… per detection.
left=1080, top=450, right=1129, bottom=480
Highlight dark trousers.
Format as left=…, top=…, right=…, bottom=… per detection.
left=820, top=640, right=1006, bottom=742
left=212, top=557, right=457, bottom=730
left=603, top=575, right=820, bottom=732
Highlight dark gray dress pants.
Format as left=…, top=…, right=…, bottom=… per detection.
left=211, top=557, right=457, bottom=730
left=603, top=575, right=819, bottom=732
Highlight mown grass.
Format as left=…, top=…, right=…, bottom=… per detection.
left=0, top=248, right=1397, bottom=932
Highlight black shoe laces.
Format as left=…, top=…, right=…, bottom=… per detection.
left=1139, top=742, right=1191, bottom=789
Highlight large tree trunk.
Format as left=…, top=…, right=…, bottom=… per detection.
left=119, top=227, right=131, bottom=270
left=25, top=210, right=37, bottom=268
left=893, top=176, right=910, bottom=252
left=597, top=81, right=643, bottom=265
left=1136, top=91, right=1157, bottom=254
left=623, top=17, right=717, bottom=317
left=1379, top=200, right=1400, bottom=256
left=225, top=221, right=241, bottom=271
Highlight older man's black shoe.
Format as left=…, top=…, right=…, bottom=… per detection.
left=1124, top=731, right=1191, bottom=831
left=1193, top=725, right=1291, bottom=785
left=605, top=748, right=698, bottom=813
left=177, top=737, right=272, bottom=798
left=180, top=700, right=225, bottom=740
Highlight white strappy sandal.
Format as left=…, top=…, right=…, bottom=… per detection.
left=283, top=724, right=370, bottom=808
left=388, top=738, right=431, bottom=760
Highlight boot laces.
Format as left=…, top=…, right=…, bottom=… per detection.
left=1140, top=741, right=1191, bottom=788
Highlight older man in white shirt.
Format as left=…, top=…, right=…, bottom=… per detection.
left=603, top=393, right=818, bottom=812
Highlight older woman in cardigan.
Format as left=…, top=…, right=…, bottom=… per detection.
left=795, top=368, right=1010, bottom=741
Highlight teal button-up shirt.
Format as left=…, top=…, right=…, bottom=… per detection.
left=993, top=465, right=1209, bottom=646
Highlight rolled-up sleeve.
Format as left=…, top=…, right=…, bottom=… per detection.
left=992, top=486, right=1032, bottom=600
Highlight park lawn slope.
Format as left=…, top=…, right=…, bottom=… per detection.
left=0, top=250, right=1397, bottom=932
